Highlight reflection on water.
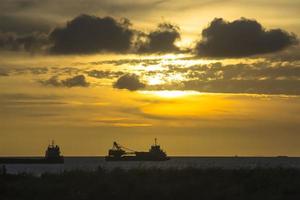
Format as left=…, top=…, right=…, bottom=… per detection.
left=4, top=157, right=300, bottom=175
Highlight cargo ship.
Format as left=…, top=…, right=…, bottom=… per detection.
left=105, top=139, right=170, bottom=161
left=0, top=141, right=64, bottom=164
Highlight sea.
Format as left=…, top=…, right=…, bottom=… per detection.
left=2, top=157, right=300, bottom=175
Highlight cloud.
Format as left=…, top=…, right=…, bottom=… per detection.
left=49, top=14, right=134, bottom=54
left=181, top=62, right=300, bottom=81
left=195, top=18, right=298, bottom=57
left=114, top=74, right=145, bottom=91
left=0, top=14, right=53, bottom=34
left=265, top=45, right=300, bottom=62
left=0, top=31, right=49, bottom=52
left=0, top=68, right=9, bottom=76
left=41, top=75, right=90, bottom=87
left=86, top=70, right=124, bottom=79
left=137, top=23, right=181, bottom=53
left=61, top=75, right=90, bottom=87
left=90, top=58, right=162, bottom=66
left=0, top=14, right=298, bottom=57
left=0, top=0, right=169, bottom=20
left=142, top=61, right=300, bottom=95
left=182, top=79, right=300, bottom=95
left=0, top=93, right=61, bottom=101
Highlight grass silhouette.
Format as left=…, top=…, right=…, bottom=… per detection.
left=1, top=167, right=300, bottom=200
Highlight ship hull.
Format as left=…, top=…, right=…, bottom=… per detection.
left=0, top=157, right=64, bottom=164
left=105, top=156, right=170, bottom=161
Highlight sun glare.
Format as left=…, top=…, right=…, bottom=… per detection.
left=147, top=75, right=165, bottom=85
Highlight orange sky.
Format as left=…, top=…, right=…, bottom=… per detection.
left=0, top=0, right=300, bottom=156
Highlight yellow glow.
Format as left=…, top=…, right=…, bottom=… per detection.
left=147, top=75, right=165, bottom=85
left=140, top=93, right=236, bottom=120
left=135, top=64, right=166, bottom=72
left=167, top=73, right=186, bottom=82
left=175, top=38, right=194, bottom=49
left=140, top=90, right=200, bottom=98
left=1, top=0, right=300, bottom=157
left=112, top=123, right=152, bottom=127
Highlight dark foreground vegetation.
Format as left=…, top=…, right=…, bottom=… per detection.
left=1, top=167, right=300, bottom=200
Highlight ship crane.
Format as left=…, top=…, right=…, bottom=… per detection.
left=109, top=142, right=136, bottom=157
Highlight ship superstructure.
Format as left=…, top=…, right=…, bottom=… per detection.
left=45, top=140, right=63, bottom=160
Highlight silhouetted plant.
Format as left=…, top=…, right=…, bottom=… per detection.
left=1, top=167, right=300, bottom=200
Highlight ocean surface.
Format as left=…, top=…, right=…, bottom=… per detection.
left=2, top=157, right=300, bottom=175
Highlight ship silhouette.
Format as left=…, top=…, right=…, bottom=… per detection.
left=105, top=138, right=170, bottom=161
left=0, top=141, right=64, bottom=164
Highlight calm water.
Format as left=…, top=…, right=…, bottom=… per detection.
left=3, top=157, right=300, bottom=175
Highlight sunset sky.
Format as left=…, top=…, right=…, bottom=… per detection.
left=1, top=0, right=300, bottom=156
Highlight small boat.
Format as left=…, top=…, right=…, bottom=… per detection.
left=105, top=138, right=170, bottom=161
left=0, top=141, right=64, bottom=164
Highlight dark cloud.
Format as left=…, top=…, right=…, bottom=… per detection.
left=0, top=14, right=298, bottom=57
left=182, top=79, right=300, bottom=95
left=41, top=75, right=89, bottom=87
left=114, top=74, right=145, bottom=91
left=137, top=23, right=181, bottom=53
left=61, top=75, right=90, bottom=87
left=0, top=31, right=49, bottom=52
left=195, top=18, right=298, bottom=58
left=49, top=14, right=134, bottom=54
left=86, top=70, right=124, bottom=79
